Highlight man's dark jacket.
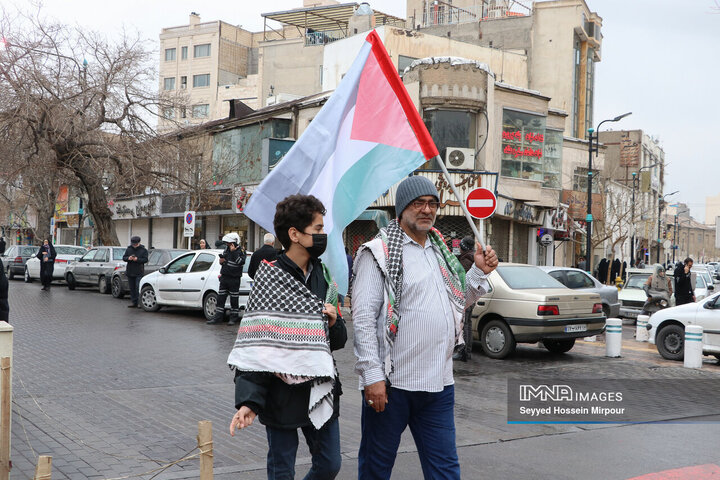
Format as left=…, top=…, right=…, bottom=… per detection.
left=123, top=244, right=149, bottom=277
left=458, top=250, right=475, bottom=273
left=0, top=238, right=5, bottom=256
left=0, top=263, right=8, bottom=322
left=234, top=254, right=347, bottom=429
left=220, top=247, right=246, bottom=278
left=247, top=244, right=278, bottom=279
left=674, top=264, right=694, bottom=300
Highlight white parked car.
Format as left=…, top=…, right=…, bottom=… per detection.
left=648, top=291, right=720, bottom=361
left=24, top=245, right=87, bottom=283
left=138, top=249, right=253, bottom=321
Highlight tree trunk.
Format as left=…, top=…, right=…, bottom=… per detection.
left=71, top=159, right=119, bottom=246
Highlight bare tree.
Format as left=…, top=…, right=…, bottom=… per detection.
left=0, top=5, right=175, bottom=245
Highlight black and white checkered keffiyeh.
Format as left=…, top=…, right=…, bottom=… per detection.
left=227, top=261, right=338, bottom=429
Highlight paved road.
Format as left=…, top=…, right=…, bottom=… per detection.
left=5, top=280, right=720, bottom=479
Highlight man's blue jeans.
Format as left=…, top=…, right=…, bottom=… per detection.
left=265, top=418, right=341, bottom=480
left=358, top=385, right=460, bottom=480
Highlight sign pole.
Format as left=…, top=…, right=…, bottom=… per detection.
left=434, top=155, right=486, bottom=251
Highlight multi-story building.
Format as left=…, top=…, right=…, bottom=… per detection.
left=706, top=192, right=720, bottom=226
left=158, top=13, right=265, bottom=131
left=142, top=0, right=614, bottom=268
left=597, top=129, right=665, bottom=265
left=406, top=0, right=602, bottom=140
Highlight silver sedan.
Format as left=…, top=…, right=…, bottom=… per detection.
left=539, top=266, right=620, bottom=319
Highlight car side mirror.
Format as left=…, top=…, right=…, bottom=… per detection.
left=77, top=258, right=84, bottom=262
left=704, top=302, right=715, bottom=310
left=159, top=267, right=166, bottom=274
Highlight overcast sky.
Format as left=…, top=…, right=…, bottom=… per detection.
left=15, top=0, right=720, bottom=222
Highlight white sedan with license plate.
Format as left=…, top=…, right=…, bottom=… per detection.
left=138, top=249, right=253, bottom=321
left=648, top=291, right=720, bottom=361
left=24, top=245, right=87, bottom=282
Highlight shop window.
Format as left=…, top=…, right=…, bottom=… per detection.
left=542, top=129, right=563, bottom=189
left=422, top=109, right=476, bottom=170
left=501, top=109, right=546, bottom=182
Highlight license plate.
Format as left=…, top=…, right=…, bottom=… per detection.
left=565, top=324, right=587, bottom=333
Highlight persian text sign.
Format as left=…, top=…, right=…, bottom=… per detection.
left=561, top=190, right=604, bottom=222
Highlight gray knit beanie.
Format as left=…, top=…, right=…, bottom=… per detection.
left=395, top=176, right=439, bottom=218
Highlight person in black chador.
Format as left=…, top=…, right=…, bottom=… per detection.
left=207, top=232, right=246, bottom=325
left=610, top=258, right=621, bottom=283
left=37, top=239, right=57, bottom=290
left=123, top=236, right=149, bottom=308
left=596, top=258, right=609, bottom=284
left=0, top=260, right=8, bottom=322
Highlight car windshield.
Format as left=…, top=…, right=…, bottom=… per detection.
left=169, top=250, right=186, bottom=259
left=697, top=272, right=712, bottom=286
left=19, top=246, right=36, bottom=256
left=496, top=266, right=565, bottom=289
left=113, top=249, right=125, bottom=261
left=625, top=274, right=650, bottom=289
left=55, top=246, right=85, bottom=255
left=244, top=253, right=252, bottom=273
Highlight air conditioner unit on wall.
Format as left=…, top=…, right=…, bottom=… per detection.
left=445, top=147, right=475, bottom=170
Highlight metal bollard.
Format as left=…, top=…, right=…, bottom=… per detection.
left=636, top=315, right=649, bottom=342
left=683, top=325, right=703, bottom=369
left=605, top=318, right=623, bottom=357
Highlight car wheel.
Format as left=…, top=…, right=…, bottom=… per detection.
left=111, top=276, right=125, bottom=299
left=542, top=338, right=576, bottom=354
left=24, top=267, right=33, bottom=283
left=656, top=324, right=684, bottom=361
left=98, top=276, right=110, bottom=294
left=140, top=285, right=161, bottom=312
left=481, top=319, right=516, bottom=359
left=66, top=273, right=76, bottom=290
left=7, top=266, right=14, bottom=280
left=203, top=292, right=219, bottom=321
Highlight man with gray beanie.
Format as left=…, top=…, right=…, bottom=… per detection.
left=123, top=236, right=149, bottom=308
left=351, top=175, right=498, bottom=479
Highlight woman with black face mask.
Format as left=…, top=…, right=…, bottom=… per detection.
left=228, top=194, right=347, bottom=480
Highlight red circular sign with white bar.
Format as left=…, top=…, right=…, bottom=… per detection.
left=465, top=187, right=497, bottom=219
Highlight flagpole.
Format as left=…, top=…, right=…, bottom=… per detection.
left=433, top=155, right=487, bottom=252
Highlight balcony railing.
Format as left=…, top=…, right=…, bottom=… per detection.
left=305, top=29, right=345, bottom=46
left=421, top=2, right=530, bottom=27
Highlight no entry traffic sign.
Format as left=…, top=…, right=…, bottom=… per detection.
left=465, top=187, right=497, bottom=220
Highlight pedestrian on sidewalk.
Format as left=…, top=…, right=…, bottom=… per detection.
left=199, top=238, right=209, bottom=249
left=453, top=235, right=476, bottom=362
left=207, top=232, right=246, bottom=325
left=123, top=236, right=148, bottom=308
left=0, top=237, right=5, bottom=256
left=351, top=176, right=498, bottom=480
left=0, top=259, right=8, bottom=322
left=228, top=194, right=346, bottom=479
left=247, top=233, right=278, bottom=279
left=37, top=238, right=57, bottom=290
left=674, top=257, right=695, bottom=305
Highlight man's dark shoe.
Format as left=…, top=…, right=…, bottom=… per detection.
left=452, top=352, right=467, bottom=362
left=227, top=314, right=239, bottom=326
left=206, top=309, right=226, bottom=325
left=128, top=303, right=138, bottom=308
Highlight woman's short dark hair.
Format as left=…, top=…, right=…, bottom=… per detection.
left=274, top=194, right=326, bottom=250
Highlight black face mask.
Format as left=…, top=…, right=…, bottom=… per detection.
left=301, top=233, right=327, bottom=258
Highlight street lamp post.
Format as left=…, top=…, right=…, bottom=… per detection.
left=657, top=191, right=678, bottom=263
left=586, top=112, right=632, bottom=275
